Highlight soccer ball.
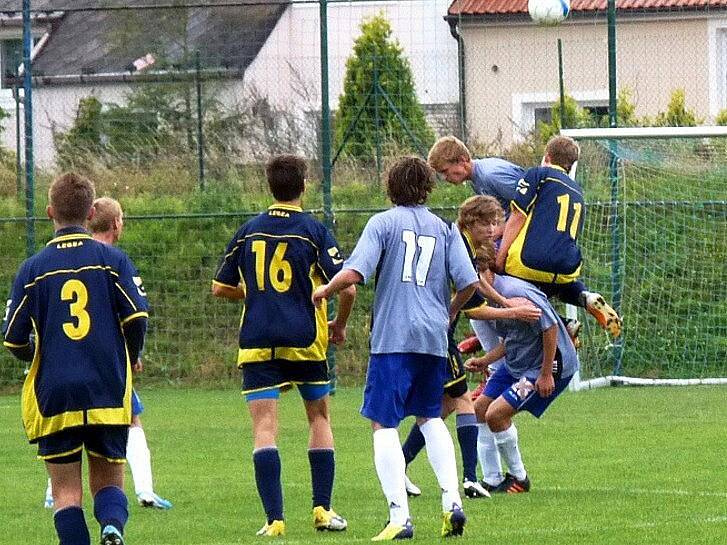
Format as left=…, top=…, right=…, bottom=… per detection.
left=528, top=0, right=571, bottom=26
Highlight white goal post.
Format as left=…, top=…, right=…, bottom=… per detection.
left=561, top=126, right=727, bottom=391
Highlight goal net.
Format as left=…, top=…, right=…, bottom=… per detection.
left=561, top=127, right=727, bottom=390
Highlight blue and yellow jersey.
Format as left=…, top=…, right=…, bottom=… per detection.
left=2, top=226, right=149, bottom=442
left=213, top=204, right=344, bottom=366
left=506, top=165, right=584, bottom=284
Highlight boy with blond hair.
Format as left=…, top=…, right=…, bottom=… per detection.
left=429, top=135, right=621, bottom=337
left=3, top=173, right=148, bottom=545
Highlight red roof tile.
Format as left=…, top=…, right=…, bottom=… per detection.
left=449, top=0, right=727, bottom=16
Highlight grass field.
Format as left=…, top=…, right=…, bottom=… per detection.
left=0, top=386, right=725, bottom=545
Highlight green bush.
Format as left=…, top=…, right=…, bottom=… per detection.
left=654, top=89, right=702, bottom=127
left=334, top=14, right=435, bottom=160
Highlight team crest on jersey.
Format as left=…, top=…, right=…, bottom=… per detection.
left=512, top=377, right=535, bottom=400
left=133, top=276, right=147, bottom=297
left=516, top=178, right=530, bottom=195
left=327, top=246, right=343, bottom=265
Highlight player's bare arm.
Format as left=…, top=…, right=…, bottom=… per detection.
left=466, top=303, right=541, bottom=323
left=495, top=208, right=526, bottom=273
left=312, top=268, right=362, bottom=308
left=536, top=325, right=557, bottom=397
left=464, top=342, right=506, bottom=373
left=328, top=284, right=357, bottom=345
left=211, top=281, right=246, bottom=300
left=449, top=282, right=479, bottom=324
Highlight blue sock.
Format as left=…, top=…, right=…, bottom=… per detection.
left=253, top=447, right=283, bottom=522
left=456, top=413, right=479, bottom=482
left=54, top=506, right=90, bottom=545
left=401, top=424, right=425, bottom=466
left=93, top=486, right=128, bottom=535
left=308, top=448, right=335, bottom=510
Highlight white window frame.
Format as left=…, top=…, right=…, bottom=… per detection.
left=512, top=90, right=609, bottom=140
left=707, top=19, right=727, bottom=119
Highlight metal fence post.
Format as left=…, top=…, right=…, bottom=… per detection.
left=607, top=0, right=624, bottom=375
left=195, top=50, right=205, bottom=190
left=319, top=0, right=337, bottom=393
left=22, top=0, right=34, bottom=258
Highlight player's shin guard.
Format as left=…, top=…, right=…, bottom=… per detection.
left=373, top=428, right=410, bottom=526
left=493, top=425, right=526, bottom=481
left=308, top=448, right=335, bottom=510
left=253, top=447, right=284, bottom=523
left=54, top=506, right=91, bottom=545
left=126, top=426, right=153, bottom=496
left=93, top=486, right=128, bottom=536
left=401, top=424, right=425, bottom=466
left=419, top=418, right=463, bottom=511
left=477, top=423, right=504, bottom=487
left=455, top=414, right=478, bottom=483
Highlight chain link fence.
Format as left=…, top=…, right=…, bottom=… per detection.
left=1, top=1, right=725, bottom=385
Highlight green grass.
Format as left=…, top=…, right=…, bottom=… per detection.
left=0, top=386, right=725, bottom=544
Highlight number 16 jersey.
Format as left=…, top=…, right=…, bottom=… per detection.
left=213, top=204, right=344, bottom=366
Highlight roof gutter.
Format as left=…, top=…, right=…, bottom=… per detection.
left=7, top=67, right=246, bottom=88
left=447, top=15, right=467, bottom=143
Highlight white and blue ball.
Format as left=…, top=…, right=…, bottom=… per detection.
left=528, top=0, right=571, bottom=26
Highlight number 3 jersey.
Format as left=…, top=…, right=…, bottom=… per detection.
left=344, top=205, right=478, bottom=358
left=2, top=226, right=149, bottom=442
left=213, top=204, right=345, bottom=366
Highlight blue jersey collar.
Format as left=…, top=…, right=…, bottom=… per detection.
left=48, top=226, right=92, bottom=246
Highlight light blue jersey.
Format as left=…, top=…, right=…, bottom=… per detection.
left=492, top=275, right=579, bottom=380
left=344, top=206, right=478, bottom=357
left=470, top=158, right=524, bottom=216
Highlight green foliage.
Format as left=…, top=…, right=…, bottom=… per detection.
left=654, top=88, right=703, bottom=127
left=334, top=14, right=435, bottom=160
left=536, top=94, right=596, bottom=145
left=715, top=108, right=727, bottom=126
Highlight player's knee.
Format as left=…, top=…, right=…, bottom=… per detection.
left=474, top=395, right=490, bottom=422
left=484, top=405, right=509, bottom=432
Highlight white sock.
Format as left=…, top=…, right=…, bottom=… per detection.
left=45, top=477, right=53, bottom=501
left=477, top=423, right=504, bottom=486
left=127, top=426, right=154, bottom=495
left=373, top=428, right=410, bottom=525
left=493, top=424, right=526, bottom=481
left=419, top=418, right=463, bottom=511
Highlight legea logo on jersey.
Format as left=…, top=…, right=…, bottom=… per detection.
left=517, top=179, right=530, bottom=195
left=327, top=246, right=343, bottom=265
left=133, top=277, right=147, bottom=297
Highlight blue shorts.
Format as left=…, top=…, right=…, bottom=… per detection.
left=484, top=365, right=572, bottom=418
left=132, top=389, right=144, bottom=416
left=361, top=353, right=447, bottom=428
left=242, top=359, right=330, bottom=402
left=38, top=426, right=128, bottom=464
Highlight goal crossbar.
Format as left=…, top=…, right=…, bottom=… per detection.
left=561, top=126, right=727, bottom=140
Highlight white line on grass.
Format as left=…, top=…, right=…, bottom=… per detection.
left=541, top=485, right=727, bottom=499
left=0, top=405, right=17, bottom=409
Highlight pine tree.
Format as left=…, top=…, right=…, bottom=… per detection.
left=334, top=14, right=434, bottom=160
